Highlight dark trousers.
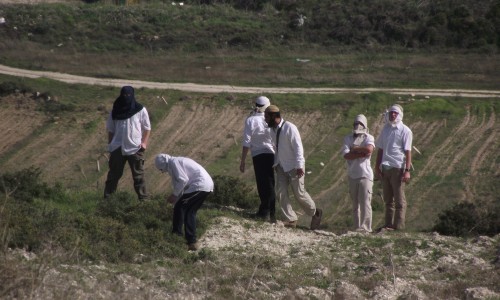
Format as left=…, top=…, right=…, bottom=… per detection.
left=173, top=191, right=210, bottom=244
left=104, top=147, right=148, bottom=200
left=253, top=153, right=276, bottom=218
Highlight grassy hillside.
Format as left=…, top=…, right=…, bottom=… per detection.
left=1, top=75, right=498, bottom=233
left=1, top=2, right=499, bottom=298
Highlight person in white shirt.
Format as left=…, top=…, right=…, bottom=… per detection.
left=342, top=114, right=375, bottom=233
left=155, top=153, right=214, bottom=251
left=239, top=96, right=276, bottom=222
left=104, top=86, right=151, bottom=200
left=264, top=105, right=322, bottom=230
left=375, top=104, right=413, bottom=230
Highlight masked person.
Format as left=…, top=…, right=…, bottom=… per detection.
left=104, top=86, right=151, bottom=200
left=264, top=105, right=322, bottom=230
left=375, top=104, right=413, bottom=231
left=342, top=114, right=375, bottom=233
left=155, top=154, right=214, bottom=251
left=239, top=96, right=276, bottom=222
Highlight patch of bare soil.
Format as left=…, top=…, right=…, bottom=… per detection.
left=0, top=93, right=47, bottom=157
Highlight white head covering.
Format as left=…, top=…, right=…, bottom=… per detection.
left=155, top=153, right=171, bottom=172
left=385, top=104, right=403, bottom=126
left=255, top=96, right=270, bottom=113
left=353, top=114, right=368, bottom=134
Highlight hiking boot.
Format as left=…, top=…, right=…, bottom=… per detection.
left=310, top=208, right=322, bottom=230
left=283, top=220, right=297, bottom=228
left=187, top=243, right=199, bottom=251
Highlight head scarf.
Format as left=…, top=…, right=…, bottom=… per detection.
left=385, top=104, right=403, bottom=126
left=353, top=114, right=368, bottom=135
left=111, top=86, right=144, bottom=120
left=155, top=153, right=171, bottom=173
left=255, top=96, right=270, bottom=113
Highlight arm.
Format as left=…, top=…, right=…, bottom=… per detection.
left=108, top=132, right=114, bottom=144
left=240, top=146, right=250, bottom=173
left=344, top=144, right=374, bottom=160
left=375, top=148, right=383, bottom=179
left=402, top=150, right=412, bottom=183
left=167, top=194, right=178, bottom=204
left=141, top=129, right=151, bottom=150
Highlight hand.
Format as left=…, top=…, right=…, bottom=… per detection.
left=402, top=171, right=411, bottom=183
left=296, top=168, right=304, bottom=178
left=375, top=168, right=383, bottom=179
left=167, top=194, right=177, bottom=204
left=140, top=142, right=147, bottom=150
left=240, top=161, right=245, bottom=173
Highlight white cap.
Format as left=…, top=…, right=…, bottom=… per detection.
left=256, top=96, right=270, bottom=106
left=255, top=96, right=270, bottom=112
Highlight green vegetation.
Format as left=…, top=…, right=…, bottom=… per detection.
left=0, top=1, right=499, bottom=298
left=0, top=1, right=499, bottom=89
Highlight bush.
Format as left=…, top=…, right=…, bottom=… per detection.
left=209, top=175, right=259, bottom=209
left=0, top=81, right=30, bottom=97
left=433, top=201, right=500, bottom=237
left=0, top=168, right=61, bottom=203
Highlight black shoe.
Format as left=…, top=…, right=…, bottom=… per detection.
left=270, top=215, right=277, bottom=224
left=250, top=212, right=269, bottom=221
left=310, top=208, right=322, bottom=230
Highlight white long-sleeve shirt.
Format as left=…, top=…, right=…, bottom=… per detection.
left=242, top=112, right=274, bottom=157
left=270, top=119, right=305, bottom=173
left=106, top=108, right=151, bottom=155
left=165, top=156, right=214, bottom=197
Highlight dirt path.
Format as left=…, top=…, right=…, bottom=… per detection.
left=1, top=64, right=500, bottom=98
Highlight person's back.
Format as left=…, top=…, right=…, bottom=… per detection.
left=243, top=113, right=274, bottom=156
left=240, top=96, right=276, bottom=222
left=167, top=156, right=214, bottom=195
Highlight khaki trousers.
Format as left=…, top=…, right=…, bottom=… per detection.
left=349, top=177, right=373, bottom=232
left=275, top=165, right=316, bottom=222
left=381, top=167, right=406, bottom=229
left=104, top=147, right=148, bottom=200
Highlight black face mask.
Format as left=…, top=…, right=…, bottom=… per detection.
left=111, top=86, right=144, bottom=120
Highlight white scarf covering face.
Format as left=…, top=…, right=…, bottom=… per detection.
left=352, top=134, right=367, bottom=146
left=385, top=105, right=403, bottom=127
left=352, top=114, right=368, bottom=146
left=155, top=153, right=171, bottom=173
left=352, top=114, right=368, bottom=135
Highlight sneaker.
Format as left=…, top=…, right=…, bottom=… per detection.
left=310, top=208, right=322, bottom=230
left=187, top=243, right=199, bottom=251
left=283, top=220, right=297, bottom=228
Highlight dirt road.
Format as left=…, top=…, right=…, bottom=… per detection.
left=1, top=64, right=499, bottom=98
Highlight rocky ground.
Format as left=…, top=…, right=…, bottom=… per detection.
left=5, top=216, right=500, bottom=299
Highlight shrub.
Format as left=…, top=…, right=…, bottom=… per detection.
left=433, top=201, right=500, bottom=237
left=209, top=175, right=259, bottom=209
left=0, top=168, right=59, bottom=203
left=0, top=81, right=31, bottom=97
